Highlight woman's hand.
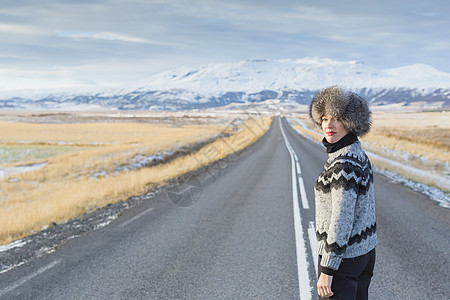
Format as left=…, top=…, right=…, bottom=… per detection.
left=317, top=273, right=334, bottom=298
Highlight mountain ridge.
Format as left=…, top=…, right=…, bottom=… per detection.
left=1, top=58, right=449, bottom=111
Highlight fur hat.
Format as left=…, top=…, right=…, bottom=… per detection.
left=309, top=86, right=372, bottom=137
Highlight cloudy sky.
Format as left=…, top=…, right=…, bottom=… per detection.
left=1, top=0, right=449, bottom=91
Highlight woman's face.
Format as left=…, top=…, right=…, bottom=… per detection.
left=321, top=115, right=348, bottom=143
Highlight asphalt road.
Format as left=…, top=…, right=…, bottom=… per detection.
left=0, top=116, right=448, bottom=299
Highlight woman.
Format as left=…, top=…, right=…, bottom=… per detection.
left=309, top=86, right=378, bottom=299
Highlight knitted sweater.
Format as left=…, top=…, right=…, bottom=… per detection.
left=315, top=140, right=377, bottom=271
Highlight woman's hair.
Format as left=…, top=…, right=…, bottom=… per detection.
left=309, top=86, right=372, bottom=137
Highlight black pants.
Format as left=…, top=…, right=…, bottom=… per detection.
left=318, top=248, right=375, bottom=300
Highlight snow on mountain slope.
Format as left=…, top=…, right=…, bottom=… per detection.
left=379, top=63, right=450, bottom=87
left=135, top=58, right=450, bottom=92
left=134, top=58, right=376, bottom=92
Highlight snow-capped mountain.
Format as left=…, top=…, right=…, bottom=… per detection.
left=1, top=58, right=449, bottom=111
left=137, top=58, right=450, bottom=92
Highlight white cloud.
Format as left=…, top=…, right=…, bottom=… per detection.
left=424, top=40, right=450, bottom=51
left=57, top=31, right=184, bottom=48
left=0, top=23, right=39, bottom=35
left=0, top=57, right=195, bottom=91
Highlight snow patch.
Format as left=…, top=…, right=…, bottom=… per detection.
left=0, top=162, right=47, bottom=179
left=94, top=215, right=118, bottom=230
left=0, top=239, right=27, bottom=253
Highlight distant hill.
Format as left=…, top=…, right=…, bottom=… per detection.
left=1, top=58, right=449, bottom=111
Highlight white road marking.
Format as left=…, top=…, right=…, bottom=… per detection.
left=298, top=177, right=310, bottom=210
left=0, top=260, right=61, bottom=297
left=280, top=118, right=312, bottom=300
left=119, top=208, right=154, bottom=228
left=283, top=121, right=310, bottom=210
left=296, top=161, right=301, bottom=175
left=308, top=221, right=318, bottom=278
left=294, top=154, right=301, bottom=171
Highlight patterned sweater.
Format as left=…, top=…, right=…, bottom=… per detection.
left=315, top=140, right=377, bottom=271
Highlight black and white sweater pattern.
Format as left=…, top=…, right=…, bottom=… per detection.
left=315, top=141, right=377, bottom=271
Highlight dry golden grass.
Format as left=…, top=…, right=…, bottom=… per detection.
left=363, top=112, right=449, bottom=172
left=292, top=112, right=450, bottom=191
left=0, top=121, right=221, bottom=146
left=0, top=116, right=272, bottom=245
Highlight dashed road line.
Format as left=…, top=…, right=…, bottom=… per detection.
left=308, top=221, right=318, bottom=278
left=0, top=260, right=61, bottom=297
left=119, top=208, right=154, bottom=228
left=298, top=177, right=309, bottom=210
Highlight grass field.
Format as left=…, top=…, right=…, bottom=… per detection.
left=292, top=111, right=450, bottom=192
left=0, top=114, right=273, bottom=245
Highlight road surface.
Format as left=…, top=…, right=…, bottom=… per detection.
left=0, top=116, right=448, bottom=299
